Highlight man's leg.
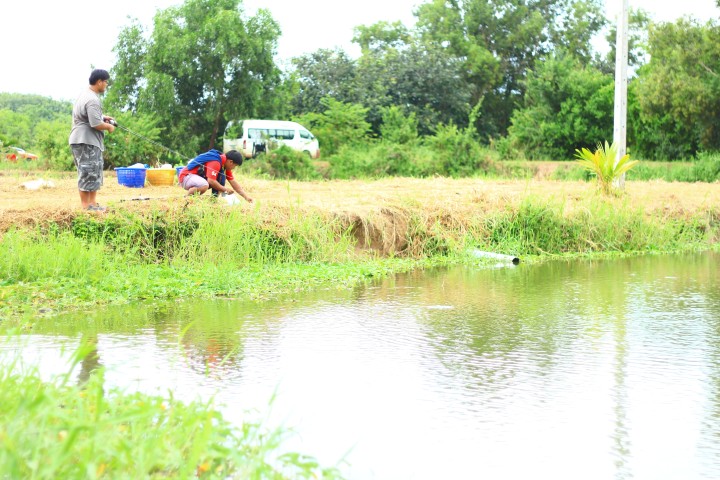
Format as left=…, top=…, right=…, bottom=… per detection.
left=72, top=144, right=103, bottom=209
left=79, top=191, right=93, bottom=209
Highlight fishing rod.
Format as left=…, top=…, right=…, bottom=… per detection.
left=108, top=119, right=191, bottom=162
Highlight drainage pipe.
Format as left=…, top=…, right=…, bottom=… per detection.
left=469, top=249, right=520, bottom=265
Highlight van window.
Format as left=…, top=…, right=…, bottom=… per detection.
left=278, top=129, right=295, bottom=140
left=299, top=130, right=313, bottom=140
left=249, top=128, right=266, bottom=139
left=248, top=128, right=296, bottom=140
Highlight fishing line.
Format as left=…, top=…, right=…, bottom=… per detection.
left=112, top=121, right=191, bottom=162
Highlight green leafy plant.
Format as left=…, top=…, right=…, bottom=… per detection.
left=574, top=141, right=639, bottom=194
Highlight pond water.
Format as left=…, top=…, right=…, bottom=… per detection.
left=6, top=252, right=720, bottom=479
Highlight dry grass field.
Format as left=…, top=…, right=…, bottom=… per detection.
left=1, top=170, right=718, bottom=234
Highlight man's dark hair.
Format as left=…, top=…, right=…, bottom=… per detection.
left=89, top=69, right=110, bottom=85
left=226, top=150, right=243, bottom=166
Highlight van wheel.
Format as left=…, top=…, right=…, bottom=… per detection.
left=303, top=151, right=312, bottom=159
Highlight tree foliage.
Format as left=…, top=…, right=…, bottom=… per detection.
left=0, top=93, right=71, bottom=152
left=507, top=54, right=614, bottom=159
left=107, top=0, right=282, bottom=155
left=415, top=0, right=606, bottom=139
left=289, top=36, right=472, bottom=136
left=633, top=19, right=720, bottom=159
left=353, top=21, right=411, bottom=55
left=288, top=49, right=358, bottom=116
left=602, top=8, right=651, bottom=71
left=294, top=97, right=371, bottom=156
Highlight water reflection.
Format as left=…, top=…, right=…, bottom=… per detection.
left=76, top=333, right=101, bottom=386
left=4, top=251, right=720, bottom=479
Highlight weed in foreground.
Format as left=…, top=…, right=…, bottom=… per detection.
left=0, top=345, right=344, bottom=479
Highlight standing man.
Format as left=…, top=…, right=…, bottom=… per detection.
left=178, top=149, right=253, bottom=203
left=69, top=69, right=115, bottom=211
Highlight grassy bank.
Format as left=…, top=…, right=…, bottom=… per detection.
left=1, top=183, right=719, bottom=477
left=2, top=192, right=718, bottom=324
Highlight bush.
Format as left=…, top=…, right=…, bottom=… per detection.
left=380, top=106, right=419, bottom=145
left=103, top=113, right=169, bottom=168
left=423, top=123, right=496, bottom=177
left=294, top=97, right=372, bottom=156
left=34, top=119, right=74, bottom=170
left=249, top=145, right=321, bottom=180
left=691, top=152, right=720, bottom=182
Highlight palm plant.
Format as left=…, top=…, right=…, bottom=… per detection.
left=574, top=141, right=639, bottom=194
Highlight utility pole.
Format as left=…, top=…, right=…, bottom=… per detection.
left=613, top=0, right=629, bottom=188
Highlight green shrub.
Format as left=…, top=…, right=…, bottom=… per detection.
left=691, top=152, right=720, bottom=182
left=423, top=123, right=496, bottom=177
left=34, top=119, right=74, bottom=170
left=328, top=142, right=443, bottom=179
left=380, top=106, right=419, bottom=145
left=294, top=97, right=372, bottom=156
left=250, top=145, right=321, bottom=180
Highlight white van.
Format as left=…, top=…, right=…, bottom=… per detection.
left=223, top=119, right=320, bottom=159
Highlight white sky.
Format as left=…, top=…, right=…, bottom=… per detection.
left=0, top=0, right=718, bottom=102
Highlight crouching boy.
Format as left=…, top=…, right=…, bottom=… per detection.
left=178, top=149, right=253, bottom=203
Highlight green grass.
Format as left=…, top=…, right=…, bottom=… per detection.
left=1, top=196, right=718, bottom=323
left=481, top=197, right=714, bottom=256
left=550, top=153, right=720, bottom=183
left=0, top=346, right=343, bottom=479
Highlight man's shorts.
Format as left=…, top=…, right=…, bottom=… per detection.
left=181, top=173, right=209, bottom=190
left=71, top=144, right=104, bottom=192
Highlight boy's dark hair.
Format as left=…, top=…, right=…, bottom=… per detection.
left=226, top=150, right=243, bottom=166
left=89, top=69, right=110, bottom=85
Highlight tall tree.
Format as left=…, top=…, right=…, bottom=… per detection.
left=634, top=18, right=720, bottom=158
left=359, top=44, right=472, bottom=135
left=288, top=49, right=358, bottom=116
left=601, top=8, right=651, bottom=73
left=507, top=53, right=614, bottom=159
left=415, top=0, right=606, bottom=139
left=108, top=0, right=281, bottom=154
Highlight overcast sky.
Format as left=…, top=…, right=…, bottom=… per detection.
left=1, top=0, right=718, bottom=102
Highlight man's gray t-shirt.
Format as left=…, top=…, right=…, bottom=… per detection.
left=69, top=88, right=105, bottom=151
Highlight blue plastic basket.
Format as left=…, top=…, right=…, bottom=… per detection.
left=115, top=167, right=146, bottom=188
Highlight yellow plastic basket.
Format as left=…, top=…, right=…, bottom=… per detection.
left=146, top=168, right=176, bottom=186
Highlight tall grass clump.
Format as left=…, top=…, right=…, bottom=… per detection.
left=0, top=230, right=108, bottom=283
left=71, top=207, right=201, bottom=263
left=0, top=350, right=343, bottom=479
left=249, top=145, right=321, bottom=180
left=689, top=152, right=720, bottom=182
left=480, top=197, right=712, bottom=256
left=175, top=206, right=355, bottom=267
left=327, top=139, right=497, bottom=179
